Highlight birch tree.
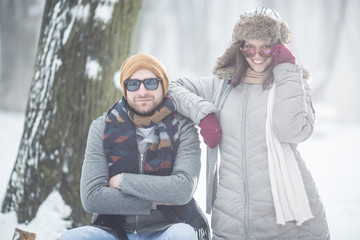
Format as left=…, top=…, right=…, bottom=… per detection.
left=1, top=0, right=141, bottom=226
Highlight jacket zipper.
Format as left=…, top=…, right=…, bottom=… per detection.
left=242, top=84, right=251, bottom=240
left=134, top=153, right=145, bottom=234
left=139, top=153, right=144, bottom=174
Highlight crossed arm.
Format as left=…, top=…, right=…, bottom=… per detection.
left=80, top=115, right=201, bottom=216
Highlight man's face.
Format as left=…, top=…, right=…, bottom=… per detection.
left=125, top=69, right=164, bottom=115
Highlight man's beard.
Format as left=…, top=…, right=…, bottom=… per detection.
left=131, top=106, right=156, bottom=116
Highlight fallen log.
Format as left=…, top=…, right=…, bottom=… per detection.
left=12, top=228, right=36, bottom=240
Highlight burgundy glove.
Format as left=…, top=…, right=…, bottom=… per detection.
left=272, top=44, right=296, bottom=66
left=199, top=113, right=222, bottom=149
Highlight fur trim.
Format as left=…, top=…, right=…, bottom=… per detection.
left=213, top=10, right=291, bottom=79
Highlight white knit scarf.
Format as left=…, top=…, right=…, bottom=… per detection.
left=266, top=84, right=313, bottom=226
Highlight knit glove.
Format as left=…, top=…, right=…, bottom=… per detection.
left=199, top=113, right=221, bottom=149
left=272, top=44, right=296, bottom=66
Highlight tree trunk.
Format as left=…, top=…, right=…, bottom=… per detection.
left=1, top=0, right=141, bottom=227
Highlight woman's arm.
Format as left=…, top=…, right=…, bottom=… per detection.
left=272, top=63, right=315, bottom=143
left=168, top=76, right=219, bottom=124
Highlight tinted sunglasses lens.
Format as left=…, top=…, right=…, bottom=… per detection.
left=242, top=48, right=255, bottom=58
left=125, top=80, right=141, bottom=91
left=144, top=78, right=160, bottom=90
left=242, top=47, right=273, bottom=58
left=125, top=78, right=160, bottom=91
left=260, top=48, right=272, bottom=58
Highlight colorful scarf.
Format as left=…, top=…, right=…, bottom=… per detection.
left=103, top=96, right=179, bottom=177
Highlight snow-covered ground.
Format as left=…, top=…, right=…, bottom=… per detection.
left=0, top=107, right=359, bottom=240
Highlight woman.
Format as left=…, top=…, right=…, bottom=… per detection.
left=169, top=7, right=330, bottom=240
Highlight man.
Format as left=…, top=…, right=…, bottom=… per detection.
left=59, top=53, right=208, bottom=240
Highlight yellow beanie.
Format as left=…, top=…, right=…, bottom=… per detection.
left=119, top=53, right=169, bottom=99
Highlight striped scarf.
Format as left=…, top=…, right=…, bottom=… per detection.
left=103, top=96, right=179, bottom=177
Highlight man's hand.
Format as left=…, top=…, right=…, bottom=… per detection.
left=109, top=173, right=122, bottom=189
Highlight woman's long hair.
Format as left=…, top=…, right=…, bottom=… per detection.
left=232, top=41, right=275, bottom=89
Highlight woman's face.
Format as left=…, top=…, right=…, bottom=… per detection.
left=241, top=39, right=273, bottom=73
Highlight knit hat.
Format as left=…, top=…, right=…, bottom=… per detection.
left=120, top=53, right=169, bottom=99
left=213, top=7, right=291, bottom=79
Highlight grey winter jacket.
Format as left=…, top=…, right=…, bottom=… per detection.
left=169, top=63, right=330, bottom=240
left=80, top=113, right=201, bottom=234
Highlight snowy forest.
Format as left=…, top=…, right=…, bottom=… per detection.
left=1, top=0, right=359, bottom=239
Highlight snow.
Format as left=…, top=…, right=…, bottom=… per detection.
left=1, top=106, right=360, bottom=239
left=63, top=3, right=91, bottom=45
left=74, top=3, right=91, bottom=23
left=62, top=10, right=76, bottom=46
left=94, top=0, right=118, bottom=24
left=113, top=70, right=122, bottom=90
left=85, top=57, right=102, bottom=80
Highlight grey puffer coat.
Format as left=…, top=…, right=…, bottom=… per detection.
left=169, top=63, right=330, bottom=240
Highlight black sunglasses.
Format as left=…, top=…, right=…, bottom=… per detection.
left=124, top=78, right=161, bottom=91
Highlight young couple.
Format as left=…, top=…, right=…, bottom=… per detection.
left=59, top=7, right=329, bottom=240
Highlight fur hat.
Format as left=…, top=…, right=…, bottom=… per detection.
left=120, top=53, right=169, bottom=99
left=213, top=7, right=291, bottom=79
